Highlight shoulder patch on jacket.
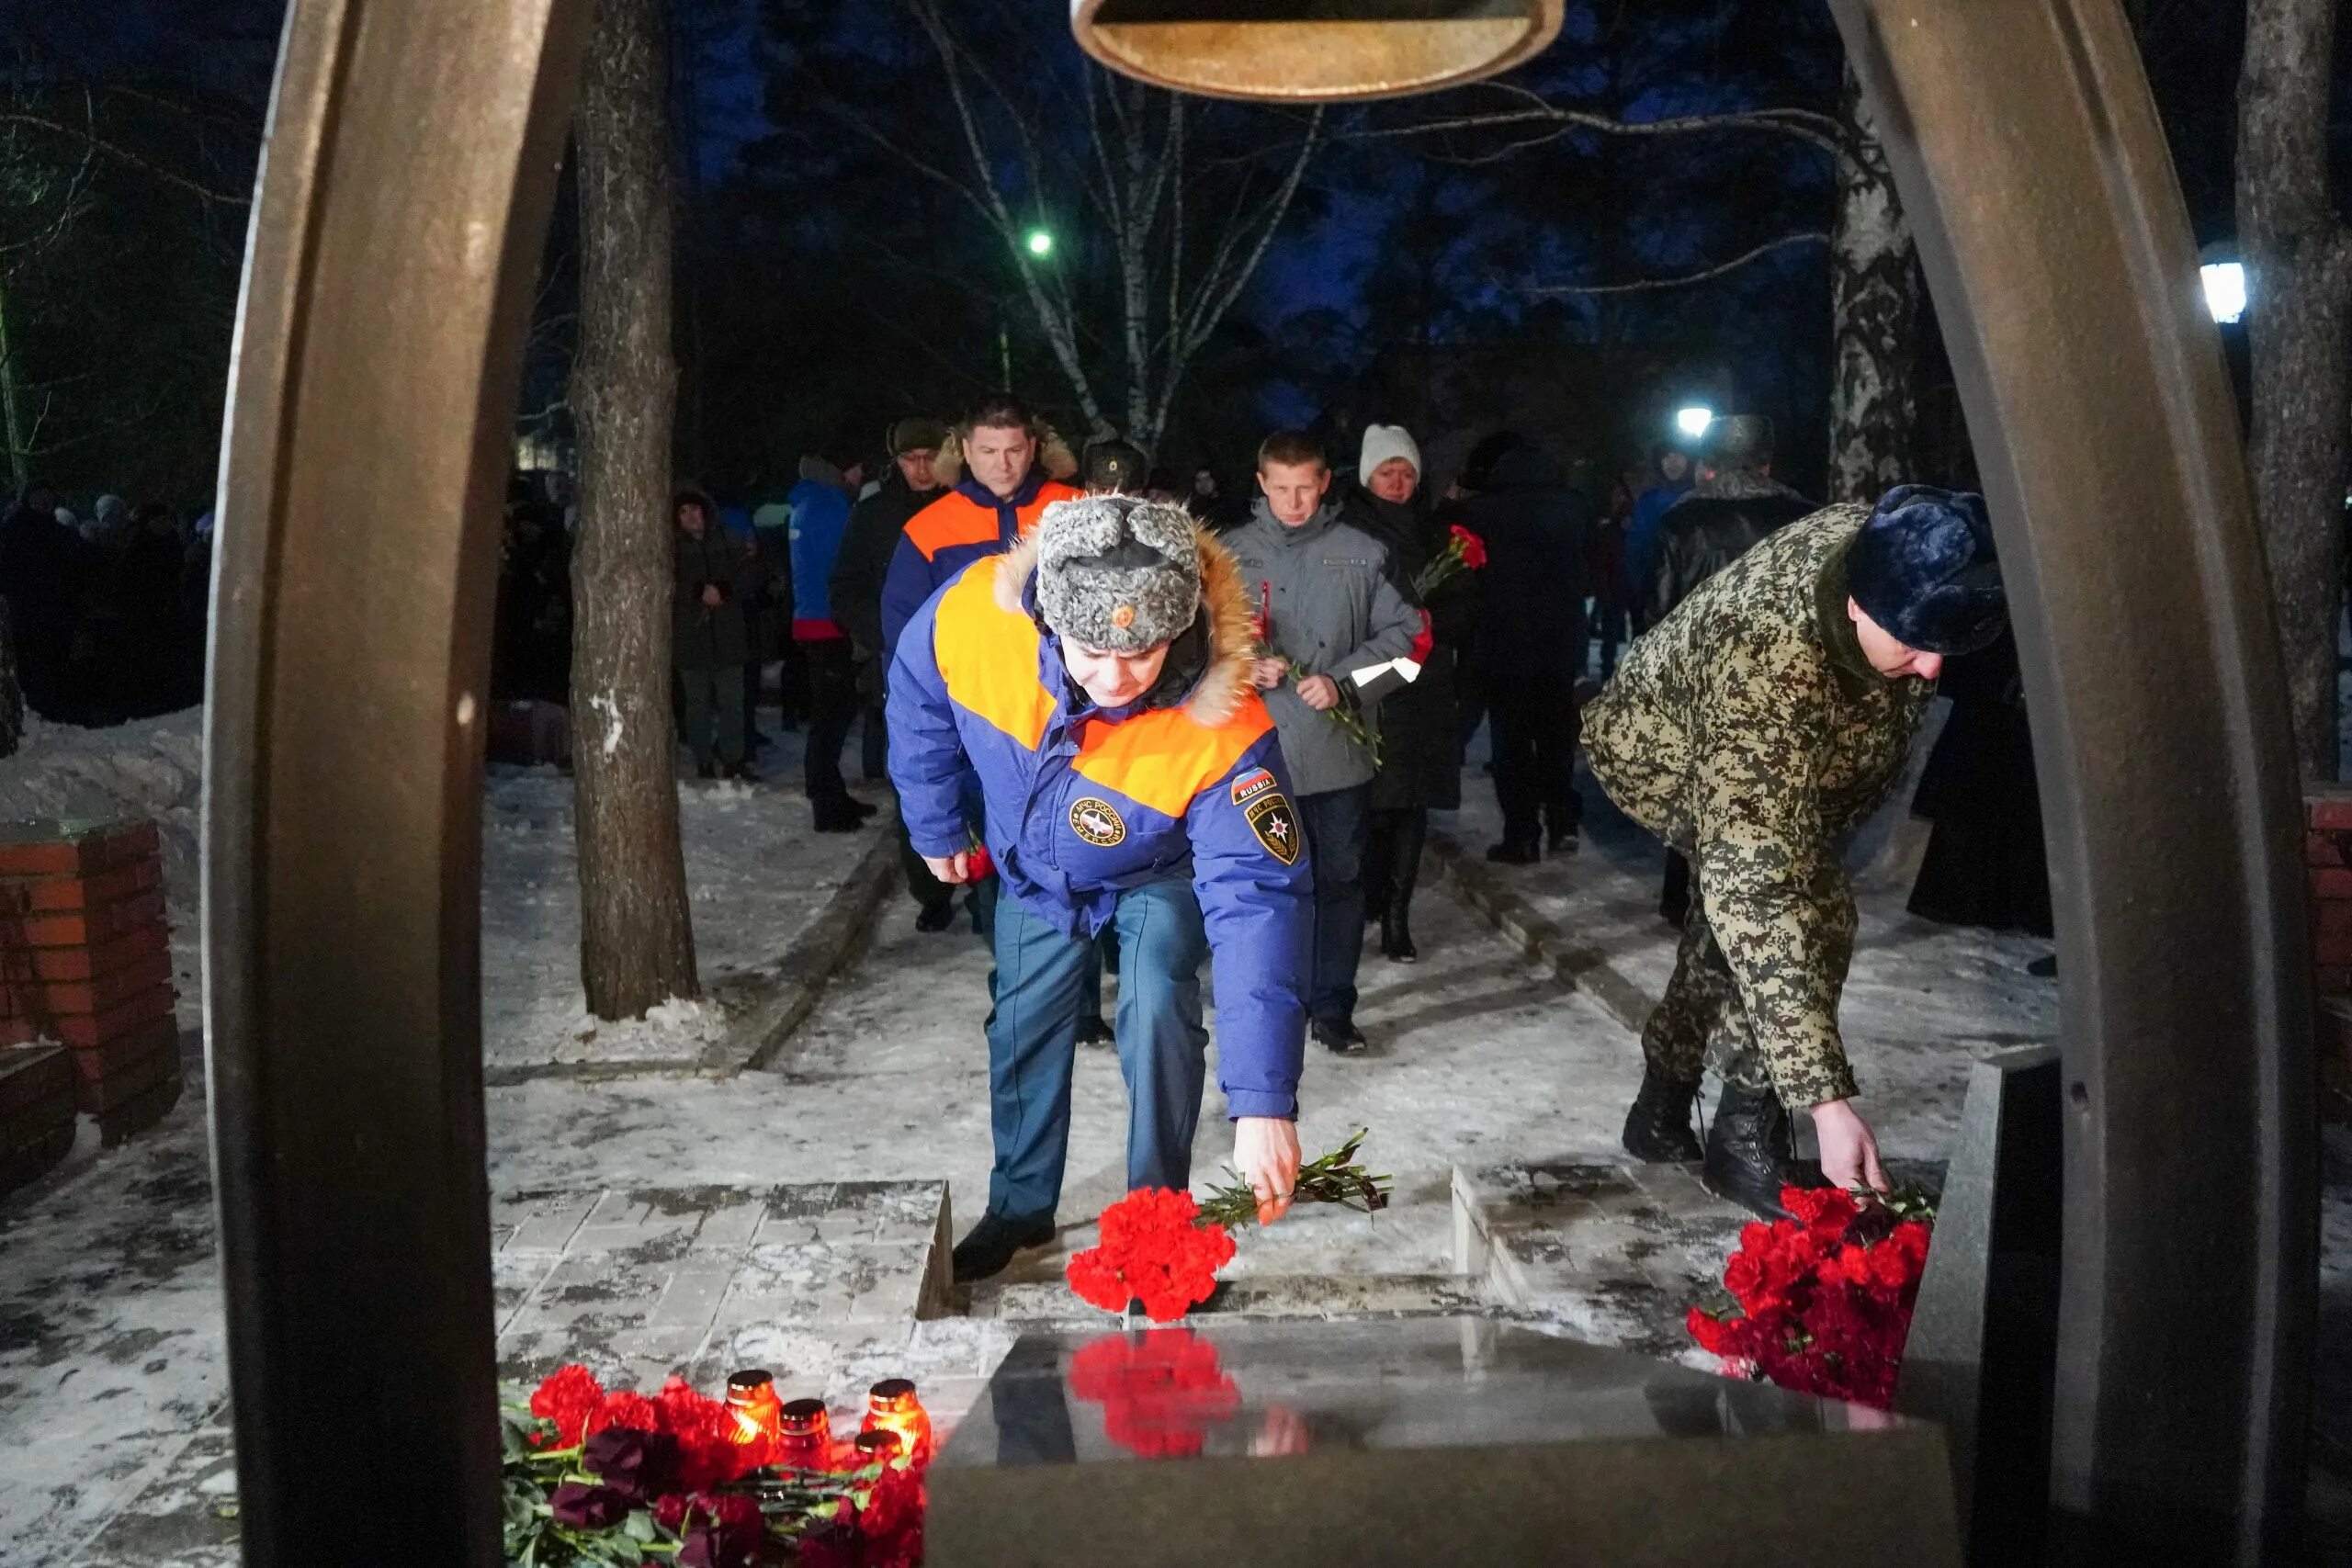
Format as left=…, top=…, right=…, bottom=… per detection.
left=1246, top=793, right=1301, bottom=864
left=1230, top=766, right=1276, bottom=806
left=1069, top=796, right=1126, bottom=847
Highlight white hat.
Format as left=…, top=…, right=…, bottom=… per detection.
left=1358, top=423, right=1421, bottom=481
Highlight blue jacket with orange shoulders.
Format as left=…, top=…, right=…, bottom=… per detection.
left=878, top=470, right=1084, bottom=661
left=887, top=528, right=1312, bottom=1122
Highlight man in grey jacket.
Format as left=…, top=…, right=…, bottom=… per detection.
left=1225, top=429, right=1422, bottom=1054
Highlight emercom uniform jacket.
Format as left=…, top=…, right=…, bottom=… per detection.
left=1221, top=498, right=1423, bottom=796
left=877, top=470, right=1084, bottom=662
left=887, top=528, right=1314, bottom=1122
left=1581, top=503, right=1933, bottom=1106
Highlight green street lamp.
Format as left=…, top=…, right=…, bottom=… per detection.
left=1025, top=228, right=1055, bottom=259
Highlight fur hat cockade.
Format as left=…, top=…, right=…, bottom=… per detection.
left=1846, top=484, right=2007, bottom=656
left=1034, top=494, right=1201, bottom=652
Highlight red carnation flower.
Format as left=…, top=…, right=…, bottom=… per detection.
left=588, top=1389, right=662, bottom=1437
left=530, top=1364, right=605, bottom=1448
left=1449, top=525, right=1488, bottom=570
left=1408, top=608, right=1434, bottom=664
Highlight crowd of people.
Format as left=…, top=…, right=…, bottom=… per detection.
left=0, top=484, right=211, bottom=726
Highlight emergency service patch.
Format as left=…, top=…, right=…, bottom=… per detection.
left=1246, top=794, right=1301, bottom=865
left=1229, top=767, right=1277, bottom=807
left=1069, top=796, right=1127, bottom=847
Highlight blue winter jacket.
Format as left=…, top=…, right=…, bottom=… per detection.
left=878, top=470, right=1083, bottom=660
left=888, top=533, right=1313, bottom=1121
left=786, top=472, right=854, bottom=625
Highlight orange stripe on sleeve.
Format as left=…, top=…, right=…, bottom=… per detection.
left=904, top=493, right=1000, bottom=560
left=933, top=559, right=1054, bottom=748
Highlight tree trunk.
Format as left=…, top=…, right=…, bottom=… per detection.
left=2240, top=0, right=2352, bottom=781
left=1826, top=61, right=1922, bottom=503
left=570, top=0, right=698, bottom=1018
left=0, top=279, right=28, bottom=497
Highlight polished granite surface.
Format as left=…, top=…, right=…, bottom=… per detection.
left=933, top=1315, right=1913, bottom=1470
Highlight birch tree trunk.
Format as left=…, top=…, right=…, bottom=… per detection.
left=1826, top=61, right=1921, bottom=502
left=571, top=0, right=698, bottom=1017
left=2240, top=0, right=2352, bottom=780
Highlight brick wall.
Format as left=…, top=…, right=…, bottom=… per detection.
left=0, top=818, right=182, bottom=1172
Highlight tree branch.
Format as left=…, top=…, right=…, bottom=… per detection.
left=1523, top=230, right=1829, bottom=296
left=0, top=111, right=251, bottom=206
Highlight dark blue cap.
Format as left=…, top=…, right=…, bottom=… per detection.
left=1845, top=484, right=2007, bottom=656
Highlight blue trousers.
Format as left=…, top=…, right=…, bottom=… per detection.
left=984, top=880, right=1209, bottom=1219
left=1298, top=783, right=1371, bottom=1030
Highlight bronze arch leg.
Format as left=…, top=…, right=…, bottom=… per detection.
left=1833, top=2, right=2313, bottom=1560
left=204, top=0, right=587, bottom=1559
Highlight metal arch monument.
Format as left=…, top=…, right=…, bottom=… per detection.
left=204, top=1, right=2313, bottom=1562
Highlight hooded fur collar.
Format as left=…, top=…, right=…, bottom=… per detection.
left=994, top=527, right=1256, bottom=728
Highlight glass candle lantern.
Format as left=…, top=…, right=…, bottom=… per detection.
left=853, top=1427, right=903, bottom=1468
left=725, top=1369, right=783, bottom=1447
left=862, top=1377, right=933, bottom=1464
left=775, top=1396, right=832, bottom=1469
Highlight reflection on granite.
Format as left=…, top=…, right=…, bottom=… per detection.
left=930, top=1318, right=1960, bottom=1568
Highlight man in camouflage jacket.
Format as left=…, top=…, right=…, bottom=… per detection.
left=1582, top=486, right=2006, bottom=1217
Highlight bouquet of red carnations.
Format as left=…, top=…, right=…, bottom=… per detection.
left=1065, top=1131, right=1390, bottom=1322
left=506, top=1366, right=923, bottom=1566
left=1685, top=1185, right=1934, bottom=1411
left=1412, top=525, right=1487, bottom=597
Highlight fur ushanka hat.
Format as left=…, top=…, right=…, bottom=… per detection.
left=1845, top=484, right=2007, bottom=656
left=1033, top=494, right=1201, bottom=653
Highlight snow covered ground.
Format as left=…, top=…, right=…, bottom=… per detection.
left=0, top=709, right=2345, bottom=1559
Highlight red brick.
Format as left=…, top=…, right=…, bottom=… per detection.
left=74, top=1033, right=180, bottom=1114
left=14, top=892, right=166, bottom=948
left=0, top=861, right=158, bottom=914
left=0, top=1043, right=73, bottom=1118
left=2312, top=869, right=2352, bottom=901
left=95, top=1072, right=181, bottom=1145
left=2312, top=832, right=2347, bottom=868
left=0, top=819, right=158, bottom=878
left=63, top=1015, right=177, bottom=1078
left=0, top=922, right=170, bottom=983
left=51, top=987, right=175, bottom=1050
left=0, top=1016, right=37, bottom=1047
left=4, top=953, right=175, bottom=1019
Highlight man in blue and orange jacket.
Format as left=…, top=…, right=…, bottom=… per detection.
left=889, top=493, right=1314, bottom=1282
left=878, top=392, right=1084, bottom=662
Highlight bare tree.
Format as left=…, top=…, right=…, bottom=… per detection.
left=1375, top=69, right=1923, bottom=499
left=2239, top=0, right=2351, bottom=779
left=570, top=0, right=699, bottom=1018
left=834, top=1, right=1324, bottom=452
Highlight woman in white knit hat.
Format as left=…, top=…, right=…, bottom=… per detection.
left=1342, top=423, right=1464, bottom=964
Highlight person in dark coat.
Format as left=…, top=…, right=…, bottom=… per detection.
left=0, top=483, right=78, bottom=719
left=1343, top=423, right=1464, bottom=964
left=1905, top=631, right=2052, bottom=938
left=1645, top=415, right=1815, bottom=926
left=832, top=418, right=955, bottom=925
left=673, top=488, right=757, bottom=779
left=1458, top=434, right=1590, bottom=863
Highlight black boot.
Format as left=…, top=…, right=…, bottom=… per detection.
left=1314, top=1018, right=1370, bottom=1055
left=950, top=1208, right=1057, bottom=1283
left=914, top=903, right=955, bottom=933
left=1380, top=908, right=1417, bottom=963
left=1074, top=1015, right=1114, bottom=1048
left=1702, top=1083, right=1825, bottom=1220
left=1621, top=1067, right=1702, bottom=1163
left=1485, top=837, right=1540, bottom=865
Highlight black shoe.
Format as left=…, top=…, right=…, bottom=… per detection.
left=812, top=798, right=866, bottom=832
left=1074, top=1016, right=1114, bottom=1048
left=695, top=761, right=718, bottom=781
left=1702, top=1083, right=1826, bottom=1220
left=724, top=761, right=761, bottom=784
left=1485, top=839, right=1540, bottom=865
left=1547, top=826, right=1580, bottom=855
left=1314, top=1019, right=1370, bottom=1055
left=1380, top=909, right=1417, bottom=963
left=914, top=904, right=956, bottom=933
left=1621, top=1067, right=1702, bottom=1163
left=847, top=797, right=879, bottom=818
left=951, top=1208, right=1056, bottom=1282
left=2027, top=953, right=2057, bottom=978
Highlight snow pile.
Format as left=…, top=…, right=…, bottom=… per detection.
left=0, top=708, right=204, bottom=923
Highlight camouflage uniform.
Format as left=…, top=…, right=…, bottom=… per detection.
left=1582, top=503, right=1932, bottom=1108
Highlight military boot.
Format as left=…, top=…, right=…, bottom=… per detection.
left=1620, top=1067, right=1702, bottom=1163
left=1702, top=1083, right=1825, bottom=1220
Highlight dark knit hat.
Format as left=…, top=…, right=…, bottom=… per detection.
left=1035, top=495, right=1200, bottom=653
left=888, top=417, right=948, bottom=457
left=1845, top=484, right=2007, bottom=656
left=1702, top=414, right=1774, bottom=473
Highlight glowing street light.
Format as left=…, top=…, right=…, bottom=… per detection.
left=1674, top=405, right=1714, bottom=440
left=1025, top=228, right=1056, bottom=258
left=2200, top=261, right=2246, bottom=325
